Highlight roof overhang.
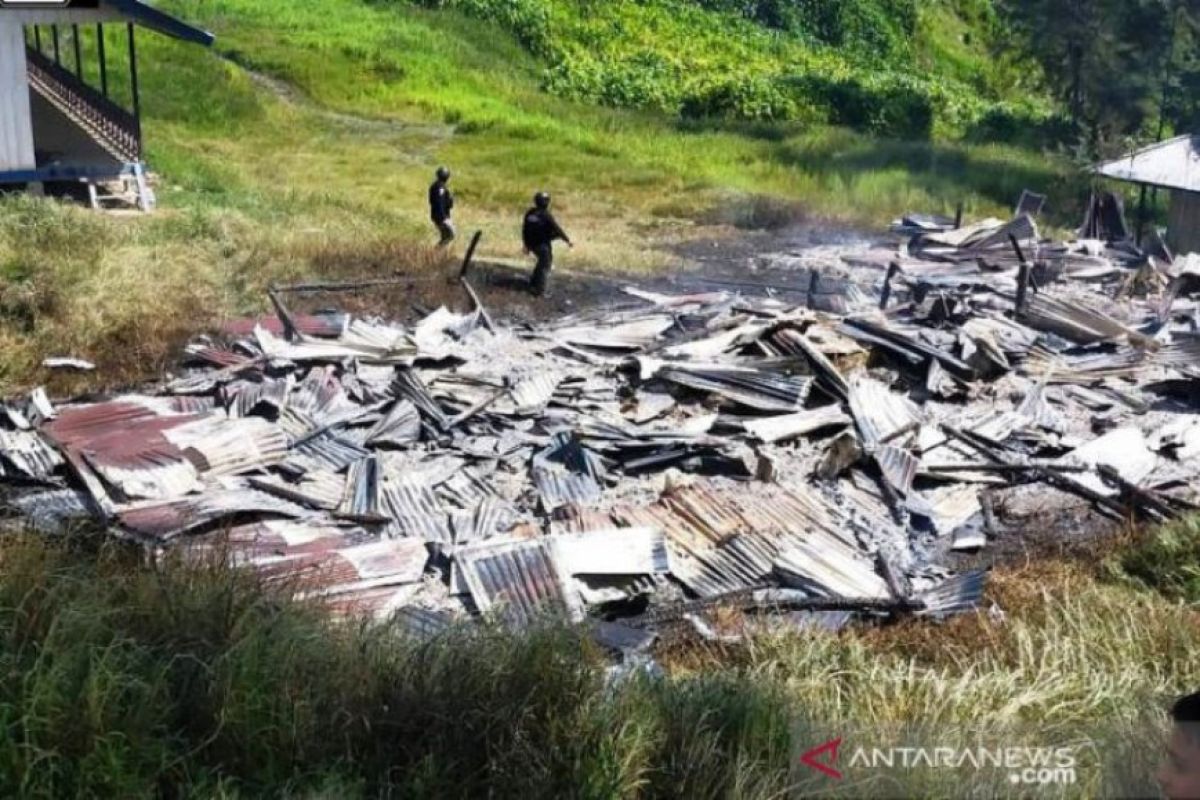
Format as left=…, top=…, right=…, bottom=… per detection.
left=1093, top=134, right=1200, bottom=195
left=102, top=0, right=213, bottom=46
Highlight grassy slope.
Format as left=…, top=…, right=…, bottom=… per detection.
left=0, top=0, right=1074, bottom=392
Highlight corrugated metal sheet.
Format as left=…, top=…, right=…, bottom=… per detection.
left=875, top=444, right=918, bottom=496
left=658, top=365, right=811, bottom=412
left=118, top=487, right=312, bottom=541
left=0, top=429, right=63, bottom=480
left=847, top=374, right=922, bottom=448
left=393, top=369, right=450, bottom=431
left=450, top=496, right=518, bottom=543
left=553, top=315, right=675, bottom=350
left=1021, top=294, right=1140, bottom=345
left=549, top=526, right=669, bottom=576
left=1094, top=134, right=1200, bottom=193
left=222, top=312, right=349, bottom=339
left=249, top=471, right=345, bottom=510
left=164, top=416, right=289, bottom=476
left=774, top=532, right=891, bottom=600
left=743, top=406, right=850, bottom=443
left=456, top=537, right=583, bottom=627
left=507, top=370, right=565, bottom=415
left=916, top=569, right=988, bottom=617
left=364, top=399, right=420, bottom=447
left=378, top=475, right=452, bottom=543
left=286, top=430, right=371, bottom=474
left=7, top=488, right=91, bottom=534
left=257, top=537, right=428, bottom=598
left=437, top=467, right=497, bottom=509
left=531, top=434, right=605, bottom=511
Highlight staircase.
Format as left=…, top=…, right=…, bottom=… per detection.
left=25, top=47, right=141, bottom=164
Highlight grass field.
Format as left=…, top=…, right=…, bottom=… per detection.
left=0, top=0, right=1083, bottom=394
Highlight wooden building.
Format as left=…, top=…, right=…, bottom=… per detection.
left=0, top=0, right=212, bottom=209
left=1095, top=135, right=1200, bottom=256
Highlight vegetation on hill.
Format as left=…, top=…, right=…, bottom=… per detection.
left=409, top=0, right=1055, bottom=140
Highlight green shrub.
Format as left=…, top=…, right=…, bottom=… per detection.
left=1113, top=516, right=1200, bottom=605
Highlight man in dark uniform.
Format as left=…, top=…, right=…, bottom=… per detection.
left=429, top=166, right=455, bottom=247
left=522, top=192, right=573, bottom=296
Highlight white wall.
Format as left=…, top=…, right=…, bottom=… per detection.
left=0, top=19, right=36, bottom=172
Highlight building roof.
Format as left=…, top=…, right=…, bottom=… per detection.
left=102, top=0, right=214, bottom=46
left=1094, top=134, right=1200, bottom=194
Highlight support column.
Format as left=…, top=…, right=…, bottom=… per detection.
left=0, top=20, right=38, bottom=175
left=127, top=23, right=141, bottom=156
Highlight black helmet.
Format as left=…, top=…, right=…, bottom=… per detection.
left=436, top=166, right=451, bottom=181
left=534, top=191, right=551, bottom=209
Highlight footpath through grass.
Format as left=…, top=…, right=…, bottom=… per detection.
left=0, top=521, right=1196, bottom=797
left=0, top=0, right=1078, bottom=392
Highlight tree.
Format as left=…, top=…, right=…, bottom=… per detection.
left=997, top=0, right=1200, bottom=153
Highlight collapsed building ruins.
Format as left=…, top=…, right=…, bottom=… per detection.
left=1, top=207, right=1198, bottom=647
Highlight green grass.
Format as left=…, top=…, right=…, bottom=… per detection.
left=0, top=529, right=1195, bottom=797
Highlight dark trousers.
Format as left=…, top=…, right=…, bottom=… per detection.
left=434, top=218, right=456, bottom=247
left=530, top=244, right=553, bottom=295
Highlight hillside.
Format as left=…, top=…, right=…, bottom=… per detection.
left=408, top=0, right=1049, bottom=139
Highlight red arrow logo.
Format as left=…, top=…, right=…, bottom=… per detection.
left=799, top=737, right=843, bottom=780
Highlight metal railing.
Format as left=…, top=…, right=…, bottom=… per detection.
left=25, top=47, right=141, bottom=163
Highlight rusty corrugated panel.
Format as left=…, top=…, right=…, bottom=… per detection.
left=456, top=537, right=582, bottom=627
left=165, top=416, right=289, bottom=477
left=256, top=537, right=428, bottom=598
left=249, top=471, right=345, bottom=510
left=531, top=434, right=604, bottom=511
left=117, top=487, right=312, bottom=541
left=660, top=483, right=751, bottom=545
left=378, top=475, right=451, bottom=543
left=222, top=312, right=349, bottom=339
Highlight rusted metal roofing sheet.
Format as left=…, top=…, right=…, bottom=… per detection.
left=249, top=470, right=345, bottom=511
left=222, top=312, right=349, bottom=339
left=457, top=537, right=583, bottom=627
left=378, top=475, right=452, bottom=543
left=257, top=537, right=428, bottom=598
left=118, top=487, right=312, bottom=541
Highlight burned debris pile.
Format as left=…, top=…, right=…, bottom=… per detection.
left=3, top=210, right=1199, bottom=641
